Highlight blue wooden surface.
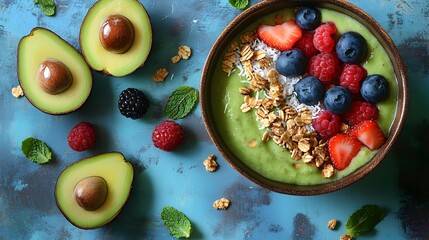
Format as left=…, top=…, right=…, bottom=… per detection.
left=0, top=0, right=428, bottom=239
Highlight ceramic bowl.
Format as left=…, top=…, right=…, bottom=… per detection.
left=200, top=0, right=408, bottom=195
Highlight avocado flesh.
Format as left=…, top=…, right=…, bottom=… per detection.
left=18, top=28, right=92, bottom=114
left=55, top=152, right=134, bottom=229
left=80, top=0, right=152, bottom=77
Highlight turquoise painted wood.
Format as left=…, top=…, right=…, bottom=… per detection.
left=0, top=0, right=428, bottom=239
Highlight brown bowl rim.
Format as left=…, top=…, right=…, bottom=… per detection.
left=200, top=0, right=409, bottom=195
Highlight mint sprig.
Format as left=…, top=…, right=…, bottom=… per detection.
left=161, top=206, right=192, bottom=238
left=164, top=86, right=198, bottom=120
left=21, top=137, right=52, bottom=164
left=346, top=204, right=386, bottom=237
left=228, top=0, right=249, bottom=10
left=34, top=0, right=56, bottom=16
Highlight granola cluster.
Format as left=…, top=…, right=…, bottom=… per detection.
left=152, top=45, right=192, bottom=82
left=203, top=154, right=218, bottom=172
left=213, top=197, right=230, bottom=210
left=11, top=85, right=24, bottom=98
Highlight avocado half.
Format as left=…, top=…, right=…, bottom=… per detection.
left=17, top=28, right=93, bottom=115
left=80, top=0, right=152, bottom=77
left=55, top=152, right=134, bottom=229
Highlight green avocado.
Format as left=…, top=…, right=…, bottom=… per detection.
left=80, top=0, right=152, bottom=77
left=17, top=28, right=93, bottom=115
left=55, top=152, right=134, bottom=229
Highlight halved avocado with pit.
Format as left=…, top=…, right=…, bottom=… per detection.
left=80, top=0, right=152, bottom=77
left=55, top=152, right=134, bottom=229
left=18, top=28, right=93, bottom=115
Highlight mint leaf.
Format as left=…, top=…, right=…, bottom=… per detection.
left=346, top=204, right=386, bottom=237
left=228, top=0, right=249, bottom=10
left=161, top=206, right=192, bottom=238
left=21, top=137, right=52, bottom=164
left=164, top=86, right=198, bottom=119
left=34, top=0, right=56, bottom=17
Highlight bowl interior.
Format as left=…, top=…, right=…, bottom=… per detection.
left=200, top=0, right=408, bottom=195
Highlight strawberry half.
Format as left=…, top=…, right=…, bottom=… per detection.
left=256, top=20, right=302, bottom=51
left=328, top=134, right=362, bottom=171
left=351, top=120, right=386, bottom=150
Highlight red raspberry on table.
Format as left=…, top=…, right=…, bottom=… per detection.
left=312, top=110, right=341, bottom=139
left=339, top=64, right=367, bottom=95
left=343, top=101, right=379, bottom=126
left=67, top=122, right=96, bottom=151
left=308, top=52, right=341, bottom=84
left=313, top=21, right=337, bottom=53
left=293, top=31, right=319, bottom=59
left=152, top=120, right=184, bottom=151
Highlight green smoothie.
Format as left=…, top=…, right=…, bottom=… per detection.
left=210, top=8, right=398, bottom=185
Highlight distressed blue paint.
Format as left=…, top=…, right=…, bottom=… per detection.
left=0, top=0, right=428, bottom=239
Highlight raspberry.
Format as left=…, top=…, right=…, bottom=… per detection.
left=343, top=101, right=379, bottom=126
left=293, top=31, right=319, bottom=59
left=118, top=88, right=150, bottom=119
left=152, top=120, right=184, bottom=151
left=67, top=122, right=96, bottom=151
left=313, top=22, right=337, bottom=53
left=308, top=52, right=341, bottom=84
left=339, top=64, right=367, bottom=94
left=312, top=111, right=341, bottom=139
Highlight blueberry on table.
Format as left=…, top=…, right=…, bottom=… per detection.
left=336, top=32, right=368, bottom=64
left=294, top=76, right=325, bottom=105
left=275, top=49, right=307, bottom=77
left=360, top=74, right=389, bottom=103
left=324, top=86, right=352, bottom=114
left=295, top=7, right=321, bottom=31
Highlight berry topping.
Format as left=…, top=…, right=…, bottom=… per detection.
left=324, top=86, right=352, bottom=115
left=360, top=74, right=390, bottom=103
left=256, top=20, right=302, bottom=51
left=312, top=110, right=341, bottom=139
left=118, top=88, right=150, bottom=119
left=67, top=122, right=96, bottom=151
left=295, top=7, right=321, bottom=31
left=343, top=101, right=379, bottom=126
left=351, top=120, right=386, bottom=150
left=335, top=32, right=368, bottom=64
left=308, top=52, right=341, bottom=84
left=328, top=134, right=362, bottom=170
left=313, top=22, right=337, bottom=53
left=275, top=49, right=307, bottom=77
left=152, top=120, right=184, bottom=151
left=294, top=76, right=325, bottom=105
left=293, top=31, right=319, bottom=59
left=339, top=64, right=367, bottom=95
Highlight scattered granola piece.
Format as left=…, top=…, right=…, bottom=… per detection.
left=340, top=234, right=352, bottom=240
left=248, top=139, right=257, bottom=148
left=12, top=85, right=24, bottom=98
left=322, top=164, right=335, bottom=178
left=152, top=68, right=169, bottom=82
left=171, top=55, right=181, bottom=64
left=178, top=45, right=192, bottom=59
left=240, top=44, right=254, bottom=62
left=213, top=198, right=230, bottom=210
left=239, top=87, right=252, bottom=95
left=222, top=52, right=237, bottom=73
left=262, top=131, right=270, bottom=142
left=328, top=219, right=337, bottom=230
left=203, top=154, right=218, bottom=172
left=240, top=31, right=257, bottom=44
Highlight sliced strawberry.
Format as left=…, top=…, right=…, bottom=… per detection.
left=256, top=20, right=302, bottom=51
left=351, top=120, right=386, bottom=150
left=328, top=134, right=362, bottom=170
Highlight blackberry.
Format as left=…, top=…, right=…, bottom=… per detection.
left=118, top=88, right=150, bottom=119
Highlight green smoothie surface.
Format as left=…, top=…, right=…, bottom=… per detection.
left=210, top=8, right=398, bottom=185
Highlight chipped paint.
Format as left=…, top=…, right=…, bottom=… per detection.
left=13, top=180, right=28, bottom=191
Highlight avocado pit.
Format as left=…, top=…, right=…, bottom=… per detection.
left=74, top=176, right=108, bottom=211
left=99, top=15, right=135, bottom=54
left=37, top=58, right=73, bottom=95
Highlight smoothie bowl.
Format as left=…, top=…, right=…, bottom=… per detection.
left=200, top=0, right=408, bottom=195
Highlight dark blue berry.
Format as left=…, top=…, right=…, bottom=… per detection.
left=276, top=49, right=307, bottom=77
left=335, top=32, right=367, bottom=64
left=295, top=7, right=321, bottom=31
left=294, top=76, right=325, bottom=105
left=324, top=86, right=352, bottom=114
left=360, top=74, right=389, bottom=103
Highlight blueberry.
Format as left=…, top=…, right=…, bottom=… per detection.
left=276, top=49, right=307, bottom=77
left=295, top=7, right=321, bottom=31
left=324, top=86, right=352, bottom=114
left=294, top=76, right=325, bottom=105
left=335, top=32, right=367, bottom=64
left=360, top=74, right=389, bottom=103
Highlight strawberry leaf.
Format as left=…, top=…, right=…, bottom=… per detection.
left=346, top=204, right=386, bottom=237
